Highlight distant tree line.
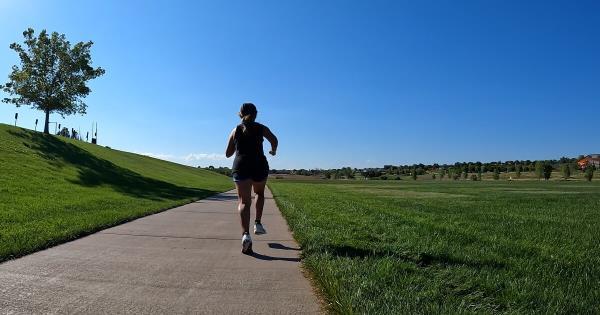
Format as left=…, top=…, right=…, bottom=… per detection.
left=200, top=156, right=596, bottom=181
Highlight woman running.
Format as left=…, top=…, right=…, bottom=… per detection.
left=225, top=103, right=278, bottom=254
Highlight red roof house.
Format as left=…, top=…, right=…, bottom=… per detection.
left=578, top=154, right=600, bottom=169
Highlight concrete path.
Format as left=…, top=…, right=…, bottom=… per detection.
left=0, top=188, right=321, bottom=314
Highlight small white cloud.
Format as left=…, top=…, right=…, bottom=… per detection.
left=183, top=153, right=227, bottom=162
left=135, top=151, right=229, bottom=167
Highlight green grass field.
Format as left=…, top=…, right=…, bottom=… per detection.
left=0, top=123, right=232, bottom=262
left=269, top=179, right=600, bottom=314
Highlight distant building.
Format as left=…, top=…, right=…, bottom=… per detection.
left=577, top=154, right=600, bottom=169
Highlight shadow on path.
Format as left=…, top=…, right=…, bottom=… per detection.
left=201, top=194, right=239, bottom=202
left=269, top=243, right=301, bottom=251
left=250, top=252, right=301, bottom=262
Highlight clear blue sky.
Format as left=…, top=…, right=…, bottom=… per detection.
left=1, top=0, right=598, bottom=169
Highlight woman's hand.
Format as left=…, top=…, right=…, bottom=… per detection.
left=264, top=127, right=278, bottom=157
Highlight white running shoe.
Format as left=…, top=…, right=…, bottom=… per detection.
left=254, top=222, right=267, bottom=235
left=241, top=233, right=253, bottom=254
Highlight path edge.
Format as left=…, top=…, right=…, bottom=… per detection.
left=267, top=184, right=331, bottom=314
left=0, top=189, right=230, bottom=265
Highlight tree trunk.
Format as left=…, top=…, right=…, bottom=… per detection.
left=43, top=109, right=50, bottom=134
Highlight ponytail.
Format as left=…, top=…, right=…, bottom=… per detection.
left=241, top=115, right=253, bottom=134
left=239, top=103, right=258, bottom=134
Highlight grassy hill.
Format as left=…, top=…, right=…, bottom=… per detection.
left=0, top=123, right=233, bottom=262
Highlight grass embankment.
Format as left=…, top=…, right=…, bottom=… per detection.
left=269, top=180, right=600, bottom=314
left=0, top=123, right=232, bottom=262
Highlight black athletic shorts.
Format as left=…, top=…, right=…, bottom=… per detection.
left=232, top=155, right=269, bottom=182
left=232, top=171, right=268, bottom=182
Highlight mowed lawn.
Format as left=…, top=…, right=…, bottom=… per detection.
left=269, top=180, right=600, bottom=314
left=0, top=123, right=233, bottom=262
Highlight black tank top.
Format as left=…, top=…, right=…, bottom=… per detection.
left=232, top=122, right=268, bottom=174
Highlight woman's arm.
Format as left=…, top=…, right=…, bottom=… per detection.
left=263, top=126, right=278, bottom=156
left=225, top=128, right=236, bottom=158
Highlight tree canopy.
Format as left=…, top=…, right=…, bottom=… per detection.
left=1, top=28, right=104, bottom=133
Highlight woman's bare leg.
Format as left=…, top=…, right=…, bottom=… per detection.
left=235, top=180, right=253, bottom=234
left=252, top=180, right=267, bottom=221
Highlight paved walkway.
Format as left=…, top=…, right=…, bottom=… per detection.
left=0, top=189, right=321, bottom=314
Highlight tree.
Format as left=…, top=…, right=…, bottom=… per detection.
left=584, top=165, right=595, bottom=182
left=493, top=168, right=500, bottom=180
left=363, top=169, right=382, bottom=179
left=507, top=163, right=515, bottom=172
left=535, top=161, right=544, bottom=180
left=463, top=167, right=468, bottom=179
left=439, top=168, right=445, bottom=179
left=1, top=28, right=104, bottom=134
left=515, top=164, right=521, bottom=179
left=543, top=164, right=553, bottom=180
left=340, top=167, right=354, bottom=179
left=561, top=164, right=571, bottom=180
left=478, top=165, right=483, bottom=181
left=432, top=173, right=436, bottom=180
left=411, top=169, right=417, bottom=180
